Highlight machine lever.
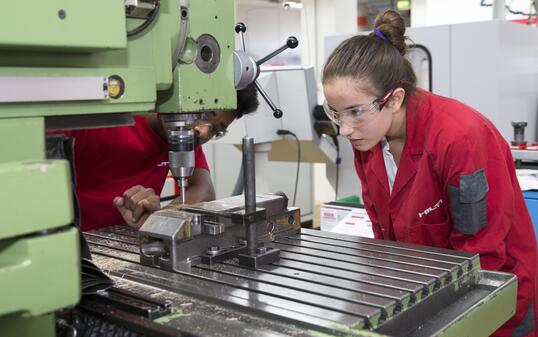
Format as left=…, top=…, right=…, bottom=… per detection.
left=254, top=80, right=283, bottom=119
left=235, top=22, right=247, bottom=52
left=234, top=23, right=298, bottom=119
left=256, top=36, right=299, bottom=66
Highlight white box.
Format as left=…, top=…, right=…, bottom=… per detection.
left=320, top=202, right=373, bottom=238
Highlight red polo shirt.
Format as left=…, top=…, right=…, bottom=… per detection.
left=59, top=116, right=209, bottom=231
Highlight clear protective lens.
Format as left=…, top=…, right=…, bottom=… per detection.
left=322, top=88, right=396, bottom=127
left=322, top=101, right=338, bottom=125
left=322, top=100, right=379, bottom=127
left=213, top=129, right=227, bottom=140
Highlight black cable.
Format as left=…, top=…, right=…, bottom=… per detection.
left=410, top=44, right=433, bottom=92
left=277, top=129, right=300, bottom=206
left=480, top=0, right=537, bottom=17
left=127, top=2, right=161, bottom=38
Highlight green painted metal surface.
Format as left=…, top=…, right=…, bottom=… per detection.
left=0, top=228, right=80, bottom=316
left=438, top=273, right=517, bottom=337
left=0, top=160, right=73, bottom=239
left=0, top=118, right=44, bottom=163
left=0, top=1, right=126, bottom=52
left=0, top=0, right=235, bottom=119
left=0, top=313, right=55, bottom=337
left=158, top=0, right=236, bottom=113
left=0, top=1, right=237, bottom=336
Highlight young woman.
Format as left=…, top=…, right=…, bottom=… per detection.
left=322, top=10, right=537, bottom=337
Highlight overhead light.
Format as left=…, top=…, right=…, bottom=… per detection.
left=283, top=1, right=303, bottom=9
left=397, top=0, right=411, bottom=10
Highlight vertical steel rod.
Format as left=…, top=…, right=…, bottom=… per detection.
left=242, top=137, right=257, bottom=255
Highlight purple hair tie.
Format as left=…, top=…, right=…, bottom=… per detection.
left=374, top=27, right=389, bottom=43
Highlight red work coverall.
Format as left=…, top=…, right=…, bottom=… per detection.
left=354, top=90, right=537, bottom=336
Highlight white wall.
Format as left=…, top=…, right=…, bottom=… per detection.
left=235, top=0, right=302, bottom=65
left=412, top=0, right=536, bottom=26
left=301, top=0, right=357, bottom=87
left=229, top=0, right=361, bottom=208
left=301, top=0, right=361, bottom=203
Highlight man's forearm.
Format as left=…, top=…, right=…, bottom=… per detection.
left=170, top=168, right=215, bottom=206
left=173, top=183, right=215, bottom=205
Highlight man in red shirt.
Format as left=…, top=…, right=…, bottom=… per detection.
left=62, top=85, right=258, bottom=231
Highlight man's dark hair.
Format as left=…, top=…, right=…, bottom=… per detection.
left=235, top=83, right=259, bottom=119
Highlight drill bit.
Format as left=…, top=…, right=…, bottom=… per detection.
left=178, top=177, right=187, bottom=204
left=180, top=183, right=186, bottom=204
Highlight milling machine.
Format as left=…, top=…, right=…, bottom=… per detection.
left=0, top=1, right=518, bottom=337
left=0, top=0, right=280, bottom=335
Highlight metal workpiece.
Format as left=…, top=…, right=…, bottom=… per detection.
left=85, top=223, right=516, bottom=337
left=137, top=193, right=298, bottom=270
left=138, top=208, right=195, bottom=270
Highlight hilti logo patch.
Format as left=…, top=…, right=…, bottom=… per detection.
left=418, top=199, right=443, bottom=218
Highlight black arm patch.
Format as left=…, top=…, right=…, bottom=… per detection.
left=448, top=168, right=489, bottom=235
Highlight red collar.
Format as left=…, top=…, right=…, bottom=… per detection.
left=404, top=89, right=430, bottom=155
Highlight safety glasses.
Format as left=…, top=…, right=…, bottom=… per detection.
left=323, top=88, right=395, bottom=127
left=194, top=121, right=228, bottom=141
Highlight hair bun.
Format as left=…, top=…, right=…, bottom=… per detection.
left=373, top=10, right=407, bottom=56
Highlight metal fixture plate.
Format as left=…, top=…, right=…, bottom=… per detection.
left=84, top=225, right=515, bottom=336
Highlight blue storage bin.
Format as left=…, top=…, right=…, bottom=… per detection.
left=522, top=191, right=538, bottom=239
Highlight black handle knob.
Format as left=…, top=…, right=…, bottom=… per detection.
left=235, top=22, right=247, bottom=33
left=273, top=109, right=283, bottom=119
left=287, top=36, right=299, bottom=49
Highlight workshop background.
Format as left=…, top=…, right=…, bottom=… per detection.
left=1, top=1, right=537, bottom=337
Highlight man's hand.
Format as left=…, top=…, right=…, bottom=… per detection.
left=113, top=185, right=161, bottom=228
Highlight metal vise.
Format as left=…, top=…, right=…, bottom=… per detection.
left=138, top=193, right=300, bottom=271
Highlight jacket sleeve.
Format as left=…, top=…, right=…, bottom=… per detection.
left=354, top=153, right=383, bottom=239
left=440, top=129, right=512, bottom=271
